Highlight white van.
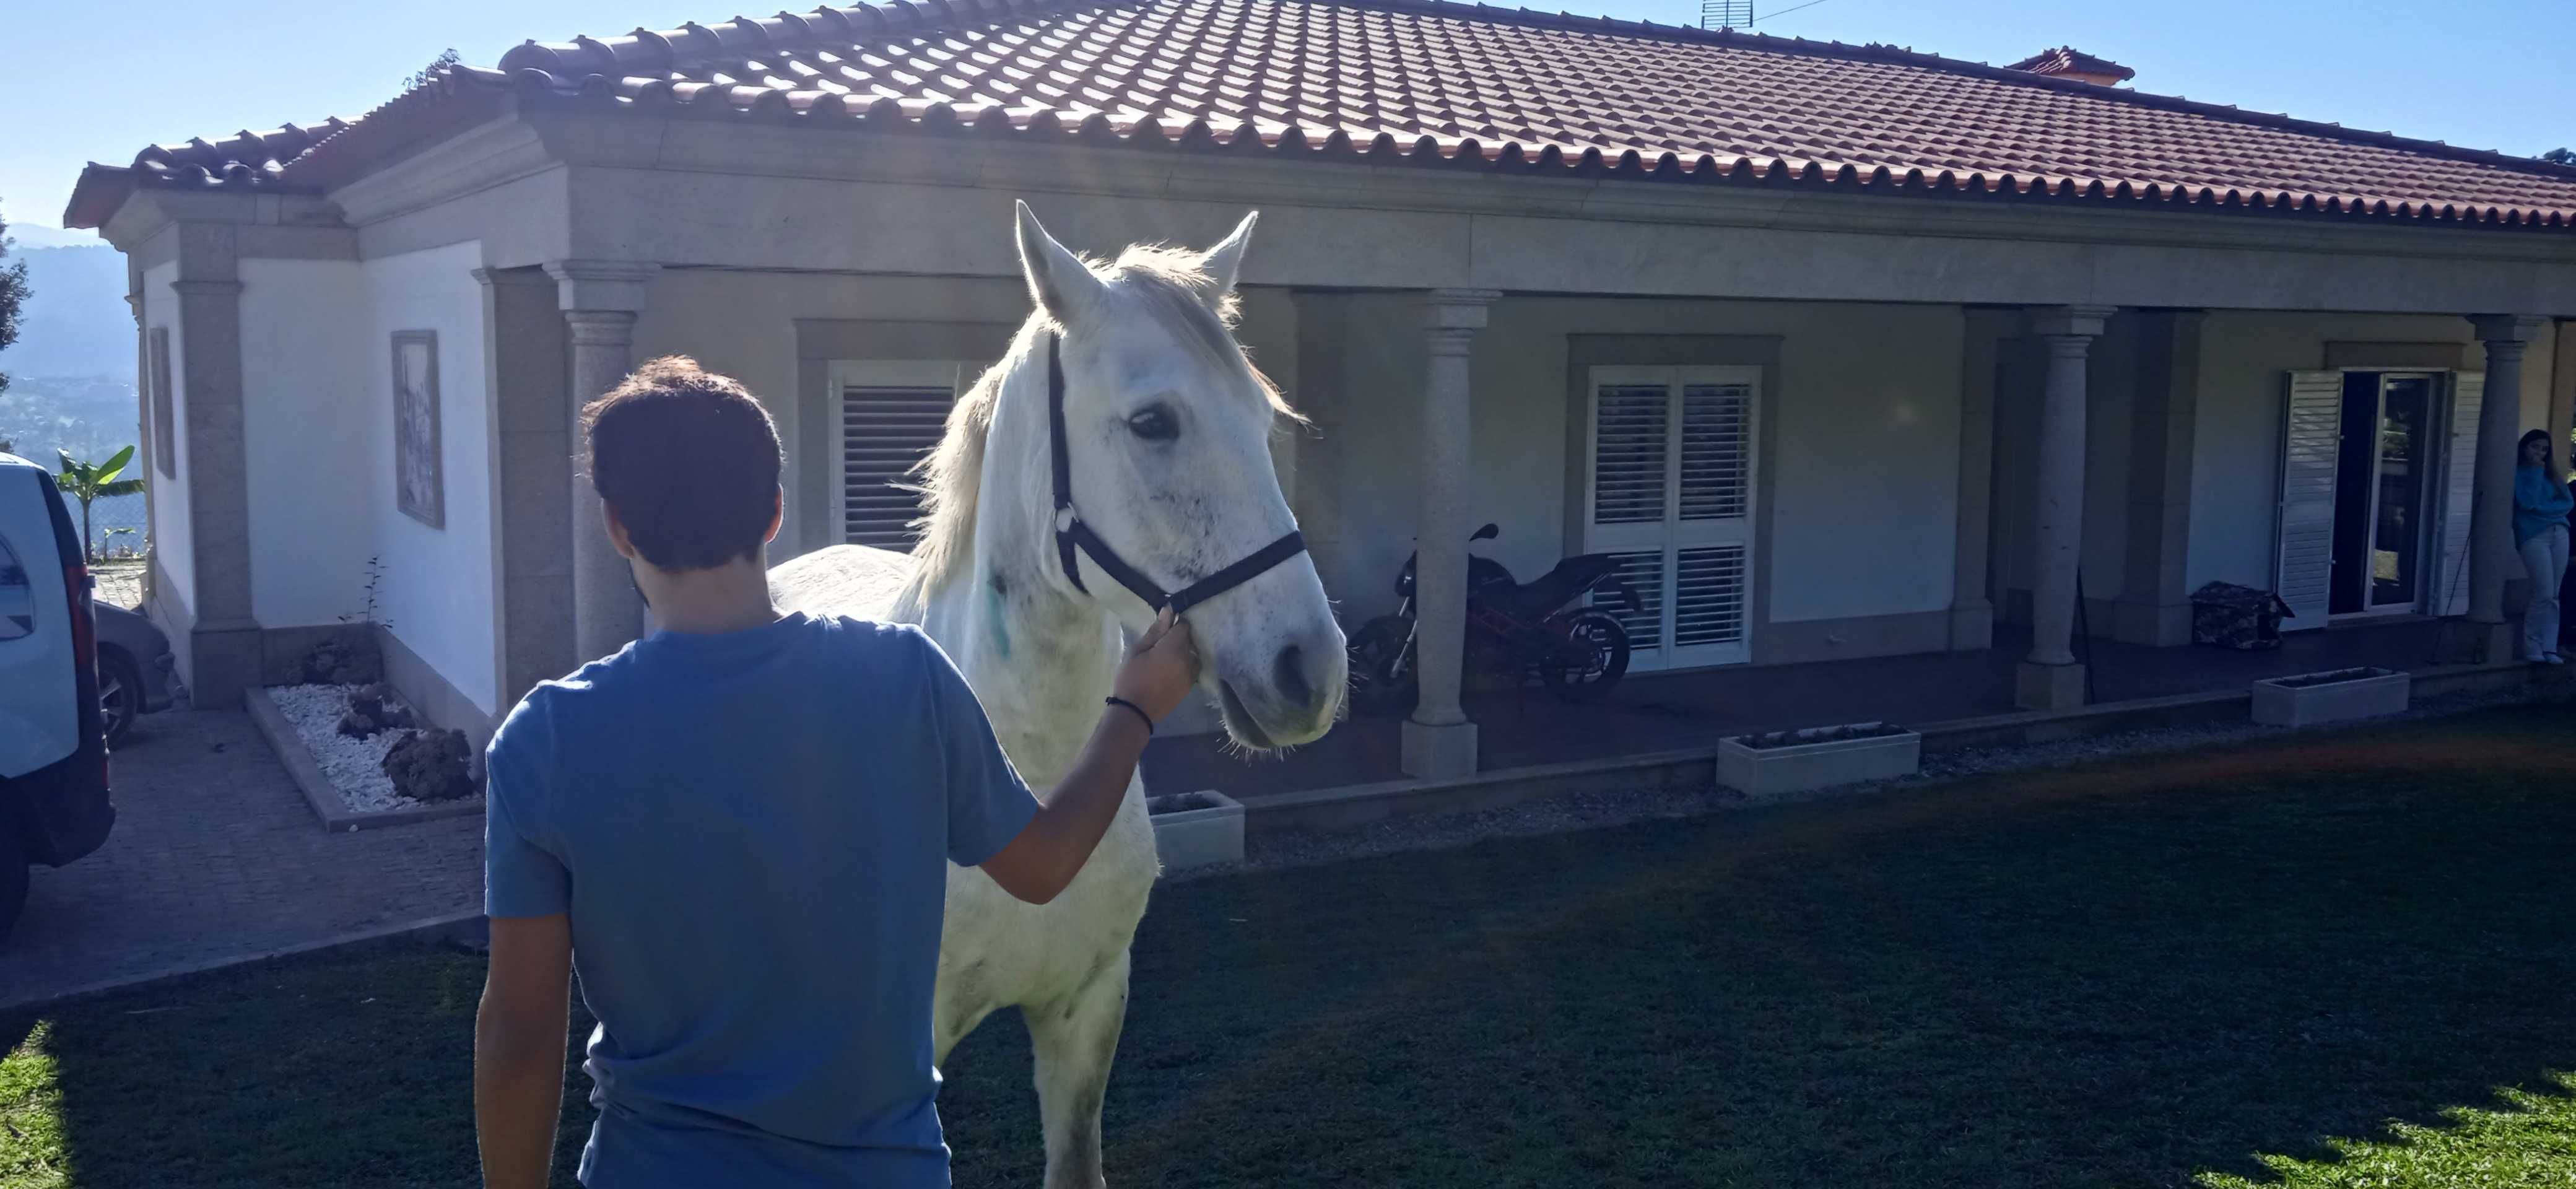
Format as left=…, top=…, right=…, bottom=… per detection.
left=0, top=451, right=116, bottom=938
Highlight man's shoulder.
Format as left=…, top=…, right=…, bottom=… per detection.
left=806, top=614, right=937, bottom=663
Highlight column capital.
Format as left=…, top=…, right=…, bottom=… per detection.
left=169, top=279, right=245, bottom=296
left=544, top=259, right=660, bottom=313
left=2028, top=305, right=2116, bottom=339
left=2468, top=314, right=2545, bottom=344
left=1421, top=288, right=1500, bottom=331
left=564, top=308, right=640, bottom=347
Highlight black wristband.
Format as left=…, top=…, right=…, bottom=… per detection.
left=1103, top=696, right=1155, bottom=734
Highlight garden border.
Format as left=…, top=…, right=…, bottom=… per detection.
left=243, top=685, right=485, bottom=833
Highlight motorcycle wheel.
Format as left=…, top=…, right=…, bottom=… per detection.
left=1542, top=611, right=1630, bottom=703
left=1347, top=616, right=1419, bottom=716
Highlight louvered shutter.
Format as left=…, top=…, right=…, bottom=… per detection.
left=842, top=383, right=955, bottom=549
left=1583, top=367, right=1760, bottom=669
left=2275, top=372, right=2342, bottom=632
left=2437, top=372, right=2482, bottom=617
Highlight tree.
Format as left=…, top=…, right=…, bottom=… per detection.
left=2546, top=148, right=2576, bottom=165
left=407, top=48, right=461, bottom=90
left=55, top=446, right=145, bottom=562
left=0, top=205, right=29, bottom=396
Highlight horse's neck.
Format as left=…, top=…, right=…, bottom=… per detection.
left=919, top=355, right=1125, bottom=788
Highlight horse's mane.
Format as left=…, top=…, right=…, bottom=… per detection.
left=900, top=243, right=1304, bottom=607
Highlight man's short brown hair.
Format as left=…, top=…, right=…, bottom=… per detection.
left=581, top=357, right=783, bottom=571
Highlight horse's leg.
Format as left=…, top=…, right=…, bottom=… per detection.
left=1027, top=949, right=1131, bottom=1189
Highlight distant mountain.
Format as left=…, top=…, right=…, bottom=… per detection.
left=4, top=244, right=131, bottom=380
left=6, top=223, right=99, bottom=250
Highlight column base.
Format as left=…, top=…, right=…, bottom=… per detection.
left=190, top=620, right=264, bottom=710
left=2014, top=660, right=2088, bottom=712
left=2439, top=619, right=2520, bottom=666
left=1400, top=718, right=1479, bottom=780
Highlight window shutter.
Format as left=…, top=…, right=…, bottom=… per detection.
left=2436, top=372, right=2482, bottom=617
left=1677, top=381, right=1752, bottom=521
left=1672, top=546, right=1747, bottom=648
left=841, top=385, right=954, bottom=549
left=2275, top=371, right=2342, bottom=631
left=1604, top=551, right=1666, bottom=651
left=1591, top=383, right=1669, bottom=526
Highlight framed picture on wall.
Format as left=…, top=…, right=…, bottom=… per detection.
left=149, top=328, right=175, bottom=478
left=392, top=329, right=443, bottom=528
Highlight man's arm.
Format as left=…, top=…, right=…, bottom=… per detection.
left=980, top=610, right=1198, bottom=905
left=476, top=913, right=572, bottom=1189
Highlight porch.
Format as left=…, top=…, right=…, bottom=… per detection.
left=1141, top=617, right=2523, bottom=810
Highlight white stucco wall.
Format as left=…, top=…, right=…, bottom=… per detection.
left=1302, top=294, right=1964, bottom=631
left=363, top=242, right=497, bottom=715
left=240, top=259, right=372, bottom=629
left=2183, top=313, right=2559, bottom=594
left=142, top=261, right=194, bottom=618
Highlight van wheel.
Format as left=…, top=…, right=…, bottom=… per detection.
left=0, top=827, right=25, bottom=943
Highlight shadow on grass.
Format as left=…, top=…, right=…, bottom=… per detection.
left=8, top=702, right=2573, bottom=1188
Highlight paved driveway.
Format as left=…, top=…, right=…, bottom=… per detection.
left=1, top=710, right=481, bottom=1010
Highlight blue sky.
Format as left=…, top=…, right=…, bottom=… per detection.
left=4, top=0, right=2569, bottom=238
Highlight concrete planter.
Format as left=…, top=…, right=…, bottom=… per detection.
left=1147, top=790, right=1245, bottom=872
left=2252, top=666, right=2411, bottom=728
left=1718, top=723, right=1921, bottom=799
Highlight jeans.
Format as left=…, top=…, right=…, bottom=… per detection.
left=2522, top=523, right=2570, bottom=660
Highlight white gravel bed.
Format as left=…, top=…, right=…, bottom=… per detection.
left=267, top=683, right=423, bottom=814
left=1180, top=681, right=2572, bottom=883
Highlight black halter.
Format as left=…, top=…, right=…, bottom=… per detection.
left=1046, top=334, right=1307, bottom=617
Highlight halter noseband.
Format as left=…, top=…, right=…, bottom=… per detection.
left=1046, top=333, right=1307, bottom=617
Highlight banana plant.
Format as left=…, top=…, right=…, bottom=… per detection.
left=56, top=446, right=146, bottom=563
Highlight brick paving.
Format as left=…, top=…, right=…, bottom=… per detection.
left=1, top=709, right=481, bottom=1011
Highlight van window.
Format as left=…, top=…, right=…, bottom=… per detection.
left=0, top=531, right=33, bottom=640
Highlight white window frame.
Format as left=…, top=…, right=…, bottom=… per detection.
left=1580, top=364, right=1762, bottom=671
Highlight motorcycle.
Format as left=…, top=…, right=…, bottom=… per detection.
left=1347, top=523, right=1638, bottom=714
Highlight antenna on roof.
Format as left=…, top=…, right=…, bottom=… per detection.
left=1700, top=0, right=1752, bottom=30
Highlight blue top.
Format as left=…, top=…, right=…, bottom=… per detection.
left=2517, top=464, right=2574, bottom=546
left=484, top=612, right=1038, bottom=1188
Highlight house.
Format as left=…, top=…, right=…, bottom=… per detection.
left=63, top=0, right=2576, bottom=787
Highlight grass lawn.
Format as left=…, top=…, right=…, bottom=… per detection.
left=6, top=701, right=2574, bottom=1188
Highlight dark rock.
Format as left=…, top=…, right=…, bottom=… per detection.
left=337, top=708, right=381, bottom=739
left=383, top=728, right=476, bottom=803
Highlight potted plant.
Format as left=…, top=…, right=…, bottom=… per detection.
left=1718, top=721, right=1921, bottom=799
left=2252, top=666, right=2409, bottom=728
left=1146, top=789, right=1245, bottom=872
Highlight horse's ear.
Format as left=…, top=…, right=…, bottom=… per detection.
left=1198, top=211, right=1258, bottom=307
left=1015, top=201, right=1107, bottom=328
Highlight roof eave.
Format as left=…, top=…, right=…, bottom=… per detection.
left=63, top=164, right=138, bottom=231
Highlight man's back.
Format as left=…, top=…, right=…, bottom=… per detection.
left=484, top=612, right=1033, bottom=1186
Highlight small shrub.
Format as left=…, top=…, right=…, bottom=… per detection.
left=383, top=728, right=476, bottom=803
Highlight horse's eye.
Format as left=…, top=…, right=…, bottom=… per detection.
left=1127, top=406, right=1180, bottom=442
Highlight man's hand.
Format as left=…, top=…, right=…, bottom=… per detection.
left=1113, top=608, right=1199, bottom=724
left=980, top=609, right=1203, bottom=905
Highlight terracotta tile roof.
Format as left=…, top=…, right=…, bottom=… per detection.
left=66, top=0, right=2576, bottom=232
left=2004, top=46, right=2136, bottom=84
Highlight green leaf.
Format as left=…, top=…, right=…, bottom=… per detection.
left=100, top=479, right=147, bottom=497
left=95, top=445, right=135, bottom=484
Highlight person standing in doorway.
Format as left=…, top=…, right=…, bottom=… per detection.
left=2513, top=428, right=2572, bottom=664
left=471, top=357, right=1201, bottom=1187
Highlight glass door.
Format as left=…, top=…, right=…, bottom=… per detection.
left=2367, top=377, right=2432, bottom=610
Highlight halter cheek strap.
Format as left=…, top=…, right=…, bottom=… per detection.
left=1046, top=334, right=1307, bottom=617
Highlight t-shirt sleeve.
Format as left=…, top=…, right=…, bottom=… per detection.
left=483, top=726, right=571, bottom=918
left=915, top=630, right=1040, bottom=867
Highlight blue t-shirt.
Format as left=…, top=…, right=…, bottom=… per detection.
left=484, top=612, right=1038, bottom=1187
left=2515, top=464, right=2574, bottom=546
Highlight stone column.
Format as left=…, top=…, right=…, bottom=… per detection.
left=170, top=219, right=261, bottom=707
left=1949, top=308, right=2005, bottom=650
left=2016, top=305, right=2113, bottom=711
left=478, top=268, right=577, bottom=707
left=1400, top=289, right=1498, bottom=780
left=2112, top=310, right=2205, bottom=647
left=546, top=261, right=659, bottom=663
left=2466, top=315, right=2543, bottom=657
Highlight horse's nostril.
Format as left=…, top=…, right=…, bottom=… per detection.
left=1272, top=643, right=1313, bottom=711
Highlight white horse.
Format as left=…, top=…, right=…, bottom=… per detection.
left=771, top=204, right=1345, bottom=1187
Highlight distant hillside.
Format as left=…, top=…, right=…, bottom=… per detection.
left=6, top=244, right=131, bottom=380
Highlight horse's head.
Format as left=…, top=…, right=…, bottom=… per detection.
left=1014, top=203, right=1344, bottom=750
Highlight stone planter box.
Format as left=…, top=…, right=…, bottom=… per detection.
left=2252, top=666, right=2411, bottom=728
left=1147, top=790, right=1245, bottom=873
left=1718, top=722, right=1921, bottom=799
